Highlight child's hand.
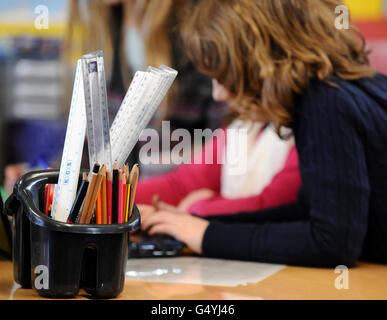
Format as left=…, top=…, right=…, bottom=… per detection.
left=141, top=210, right=209, bottom=254
left=178, top=188, right=215, bottom=212
left=4, top=164, right=26, bottom=195
left=138, top=199, right=187, bottom=226
left=137, top=204, right=156, bottom=221
left=157, top=200, right=187, bottom=215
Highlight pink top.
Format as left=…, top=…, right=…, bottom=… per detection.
left=135, top=131, right=301, bottom=217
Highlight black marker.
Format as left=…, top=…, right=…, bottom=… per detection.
left=67, top=172, right=89, bottom=224
left=112, top=161, right=119, bottom=224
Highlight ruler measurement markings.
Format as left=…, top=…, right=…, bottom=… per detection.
left=51, top=59, right=87, bottom=222
left=114, top=72, right=166, bottom=166
left=81, top=51, right=112, bottom=172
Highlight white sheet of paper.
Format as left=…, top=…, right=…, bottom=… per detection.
left=126, top=257, right=285, bottom=287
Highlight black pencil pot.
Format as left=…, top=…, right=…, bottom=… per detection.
left=3, top=169, right=141, bottom=298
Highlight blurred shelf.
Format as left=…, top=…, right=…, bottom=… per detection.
left=0, top=23, right=65, bottom=39
left=345, top=0, right=386, bottom=21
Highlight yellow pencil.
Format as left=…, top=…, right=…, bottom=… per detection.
left=125, top=184, right=131, bottom=222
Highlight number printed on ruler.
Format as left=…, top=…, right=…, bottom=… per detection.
left=51, top=59, right=87, bottom=222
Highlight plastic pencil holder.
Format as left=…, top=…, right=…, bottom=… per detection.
left=3, top=169, right=141, bottom=298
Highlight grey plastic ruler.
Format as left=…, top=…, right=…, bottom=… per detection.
left=81, top=51, right=112, bottom=171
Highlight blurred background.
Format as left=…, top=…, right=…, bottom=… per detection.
left=0, top=0, right=386, bottom=201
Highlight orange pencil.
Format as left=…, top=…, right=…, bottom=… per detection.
left=96, top=188, right=102, bottom=224
left=86, top=164, right=106, bottom=224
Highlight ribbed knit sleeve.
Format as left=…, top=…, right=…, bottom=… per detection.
left=202, top=81, right=371, bottom=267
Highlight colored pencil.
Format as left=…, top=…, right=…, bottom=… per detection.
left=128, top=164, right=139, bottom=218
left=123, top=165, right=129, bottom=183
left=112, top=161, right=119, bottom=223
left=84, top=164, right=106, bottom=224
left=44, top=184, right=50, bottom=216
left=122, top=179, right=127, bottom=223
left=118, top=171, right=124, bottom=224
left=101, top=171, right=107, bottom=224
left=96, top=187, right=102, bottom=224
left=124, top=166, right=130, bottom=220
left=107, top=170, right=112, bottom=224
left=79, top=163, right=100, bottom=224
left=125, top=184, right=131, bottom=222
left=67, top=172, right=89, bottom=223
left=48, top=185, right=54, bottom=216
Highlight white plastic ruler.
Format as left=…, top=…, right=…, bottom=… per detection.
left=110, top=70, right=149, bottom=161
left=51, top=61, right=176, bottom=222
left=51, top=59, right=87, bottom=222
left=81, top=51, right=112, bottom=171
left=110, top=66, right=177, bottom=167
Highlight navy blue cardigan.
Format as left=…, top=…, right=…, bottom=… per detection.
left=201, top=73, right=387, bottom=267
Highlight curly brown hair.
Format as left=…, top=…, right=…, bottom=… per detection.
left=181, top=0, right=374, bottom=131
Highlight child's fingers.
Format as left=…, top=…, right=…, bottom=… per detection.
left=141, top=210, right=174, bottom=231
left=157, top=201, right=184, bottom=215
left=151, top=194, right=183, bottom=214
left=152, top=194, right=160, bottom=210
left=139, top=211, right=150, bottom=225
left=148, top=223, right=176, bottom=238
left=138, top=204, right=155, bottom=222
left=138, top=204, right=155, bottom=214
left=178, top=188, right=215, bottom=212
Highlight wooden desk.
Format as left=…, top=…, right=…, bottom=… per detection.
left=0, top=260, right=386, bottom=300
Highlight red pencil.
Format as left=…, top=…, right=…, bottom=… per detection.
left=107, top=170, right=112, bottom=224
left=48, top=185, right=54, bottom=216
left=44, top=184, right=50, bottom=216
left=101, top=172, right=107, bottom=224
